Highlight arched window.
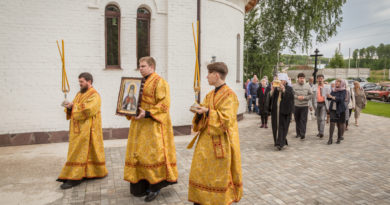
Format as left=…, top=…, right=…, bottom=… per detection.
left=236, top=34, right=241, bottom=82
left=137, top=7, right=151, bottom=67
left=105, top=5, right=120, bottom=69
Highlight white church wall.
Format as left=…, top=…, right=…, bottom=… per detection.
left=0, top=0, right=248, bottom=136
left=200, top=0, right=246, bottom=115
left=0, top=0, right=169, bottom=134
left=166, top=0, right=198, bottom=127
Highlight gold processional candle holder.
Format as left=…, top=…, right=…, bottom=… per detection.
left=190, top=90, right=201, bottom=112
left=190, top=21, right=201, bottom=112
left=272, top=80, right=281, bottom=88
left=57, top=40, right=70, bottom=107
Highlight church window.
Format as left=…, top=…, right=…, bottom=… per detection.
left=105, top=4, right=121, bottom=68
left=137, top=7, right=151, bottom=67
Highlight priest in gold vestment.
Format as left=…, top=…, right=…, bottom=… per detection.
left=188, top=62, right=243, bottom=205
left=124, top=57, right=178, bottom=202
left=57, top=72, right=108, bottom=189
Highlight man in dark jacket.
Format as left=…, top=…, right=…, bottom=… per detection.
left=269, top=73, right=295, bottom=150
left=247, top=76, right=259, bottom=113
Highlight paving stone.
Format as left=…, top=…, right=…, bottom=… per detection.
left=50, top=113, right=390, bottom=204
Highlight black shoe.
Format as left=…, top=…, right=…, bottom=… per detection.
left=295, top=135, right=300, bottom=138
left=144, top=191, right=159, bottom=202
left=60, top=180, right=82, bottom=189
left=317, top=133, right=321, bottom=137
left=132, top=192, right=148, bottom=197
left=336, top=140, right=341, bottom=144
left=319, top=134, right=324, bottom=138
left=276, top=146, right=282, bottom=151
left=300, top=136, right=305, bottom=140
left=327, top=139, right=332, bottom=145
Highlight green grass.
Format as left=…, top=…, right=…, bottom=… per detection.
left=368, top=69, right=390, bottom=83
left=361, top=101, right=390, bottom=118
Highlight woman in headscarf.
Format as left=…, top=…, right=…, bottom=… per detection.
left=327, top=79, right=347, bottom=144
left=353, top=81, right=367, bottom=126
left=257, top=78, right=271, bottom=128
left=345, top=82, right=355, bottom=131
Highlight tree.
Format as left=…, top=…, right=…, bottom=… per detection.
left=353, top=49, right=359, bottom=67
left=329, top=49, right=345, bottom=68
left=346, top=43, right=390, bottom=70
left=244, top=0, right=346, bottom=80
left=244, top=5, right=276, bottom=81
left=359, top=48, right=366, bottom=59
left=366, top=46, right=376, bottom=59
left=377, top=43, right=385, bottom=59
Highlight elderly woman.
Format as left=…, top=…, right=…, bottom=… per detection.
left=353, top=81, right=367, bottom=126
left=257, top=79, right=271, bottom=128
left=327, top=79, right=347, bottom=145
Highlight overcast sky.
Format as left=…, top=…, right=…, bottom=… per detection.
left=283, top=0, right=390, bottom=58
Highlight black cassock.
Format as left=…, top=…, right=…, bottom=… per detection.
left=268, top=86, right=294, bottom=148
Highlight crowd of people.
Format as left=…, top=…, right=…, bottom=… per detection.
left=245, top=72, right=367, bottom=150
left=56, top=56, right=367, bottom=204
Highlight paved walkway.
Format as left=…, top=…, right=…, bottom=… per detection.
left=0, top=113, right=389, bottom=205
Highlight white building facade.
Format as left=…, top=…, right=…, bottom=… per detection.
left=0, top=0, right=257, bottom=146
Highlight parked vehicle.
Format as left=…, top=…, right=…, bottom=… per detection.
left=351, top=77, right=367, bottom=82
left=365, top=85, right=378, bottom=100
left=362, top=82, right=378, bottom=91
left=359, top=81, right=369, bottom=87
left=347, top=80, right=355, bottom=88
left=366, top=84, right=390, bottom=102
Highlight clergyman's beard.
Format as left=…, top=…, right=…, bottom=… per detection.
left=80, top=86, right=88, bottom=93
